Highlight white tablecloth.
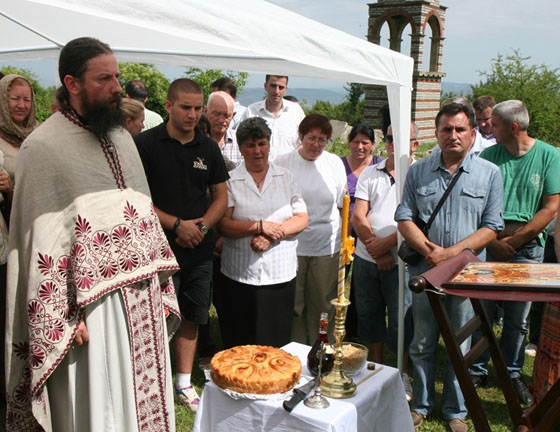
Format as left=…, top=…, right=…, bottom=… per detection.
left=193, top=342, right=413, bottom=431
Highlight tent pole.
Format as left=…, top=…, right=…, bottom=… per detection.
left=0, top=10, right=62, bottom=47
left=397, top=253, right=405, bottom=375
left=386, top=83, right=413, bottom=378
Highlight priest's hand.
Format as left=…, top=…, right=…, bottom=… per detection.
left=75, top=321, right=89, bottom=346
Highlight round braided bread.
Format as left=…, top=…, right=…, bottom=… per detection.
left=210, top=345, right=301, bottom=394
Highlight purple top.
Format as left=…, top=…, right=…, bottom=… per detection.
left=341, top=155, right=384, bottom=217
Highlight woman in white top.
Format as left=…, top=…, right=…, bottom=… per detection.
left=275, top=114, right=347, bottom=345
left=217, top=117, right=308, bottom=348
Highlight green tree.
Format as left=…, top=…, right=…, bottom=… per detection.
left=183, top=68, right=248, bottom=102
left=309, top=82, right=364, bottom=125
left=471, top=50, right=560, bottom=146
left=118, top=63, right=170, bottom=118
left=0, top=66, right=54, bottom=122
left=309, top=100, right=344, bottom=120
left=344, top=82, right=364, bottom=107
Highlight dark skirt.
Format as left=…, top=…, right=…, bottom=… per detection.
left=214, top=274, right=296, bottom=349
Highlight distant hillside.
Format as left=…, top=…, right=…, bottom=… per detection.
left=238, top=82, right=472, bottom=108
left=441, top=81, right=472, bottom=96
left=238, top=87, right=346, bottom=107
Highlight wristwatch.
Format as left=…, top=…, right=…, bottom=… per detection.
left=172, top=218, right=181, bottom=233
left=197, top=222, right=209, bottom=236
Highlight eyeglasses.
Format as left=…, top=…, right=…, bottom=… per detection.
left=386, top=135, right=417, bottom=143
left=304, top=135, right=328, bottom=145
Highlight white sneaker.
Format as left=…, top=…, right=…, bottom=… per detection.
left=525, top=343, right=537, bottom=357
left=176, top=385, right=200, bottom=412
left=402, top=373, right=413, bottom=402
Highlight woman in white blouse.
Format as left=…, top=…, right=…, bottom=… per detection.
left=275, top=114, right=347, bottom=345
left=217, top=117, right=308, bottom=348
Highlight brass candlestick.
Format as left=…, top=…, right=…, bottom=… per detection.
left=320, top=297, right=356, bottom=398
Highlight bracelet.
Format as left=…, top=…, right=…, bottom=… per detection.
left=258, top=219, right=263, bottom=235
left=172, top=218, right=181, bottom=233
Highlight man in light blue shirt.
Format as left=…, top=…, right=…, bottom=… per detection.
left=395, top=100, right=504, bottom=432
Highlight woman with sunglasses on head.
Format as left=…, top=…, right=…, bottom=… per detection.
left=275, top=114, right=347, bottom=344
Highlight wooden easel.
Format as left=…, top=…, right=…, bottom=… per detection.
left=409, top=250, right=560, bottom=431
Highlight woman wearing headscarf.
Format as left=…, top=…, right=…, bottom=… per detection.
left=0, top=74, right=38, bottom=184
left=0, top=73, right=38, bottom=398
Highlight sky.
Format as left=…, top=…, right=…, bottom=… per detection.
left=260, top=0, right=560, bottom=87
left=2, top=0, right=559, bottom=89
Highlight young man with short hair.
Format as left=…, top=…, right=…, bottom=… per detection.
left=135, top=78, right=229, bottom=412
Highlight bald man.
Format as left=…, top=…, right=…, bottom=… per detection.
left=206, top=91, right=242, bottom=166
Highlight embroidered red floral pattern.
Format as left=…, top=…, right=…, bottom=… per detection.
left=7, top=201, right=178, bottom=430
left=27, top=202, right=173, bottom=371
left=123, top=279, right=172, bottom=431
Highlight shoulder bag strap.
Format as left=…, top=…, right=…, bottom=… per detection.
left=423, top=168, right=464, bottom=233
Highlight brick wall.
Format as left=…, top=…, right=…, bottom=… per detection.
left=365, top=0, right=446, bottom=143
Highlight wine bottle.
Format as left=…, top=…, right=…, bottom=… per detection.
left=307, top=312, right=334, bottom=376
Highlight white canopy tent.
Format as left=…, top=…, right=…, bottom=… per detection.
left=0, top=0, right=413, bottom=370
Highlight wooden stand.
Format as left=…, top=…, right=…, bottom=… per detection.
left=409, top=250, right=560, bottom=431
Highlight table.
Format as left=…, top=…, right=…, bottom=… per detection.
left=409, top=249, right=560, bottom=432
left=193, top=342, right=413, bottom=431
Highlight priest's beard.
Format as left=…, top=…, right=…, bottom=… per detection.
left=79, top=92, right=125, bottom=139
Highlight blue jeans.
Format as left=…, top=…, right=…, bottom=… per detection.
left=409, top=291, right=473, bottom=419
left=352, top=255, right=413, bottom=352
left=470, top=242, right=544, bottom=379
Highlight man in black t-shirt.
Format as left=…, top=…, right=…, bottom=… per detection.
left=135, top=79, right=228, bottom=412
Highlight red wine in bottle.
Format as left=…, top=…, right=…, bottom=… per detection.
left=307, top=312, right=334, bottom=376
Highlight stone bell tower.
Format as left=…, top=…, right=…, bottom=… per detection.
left=365, top=0, right=446, bottom=142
